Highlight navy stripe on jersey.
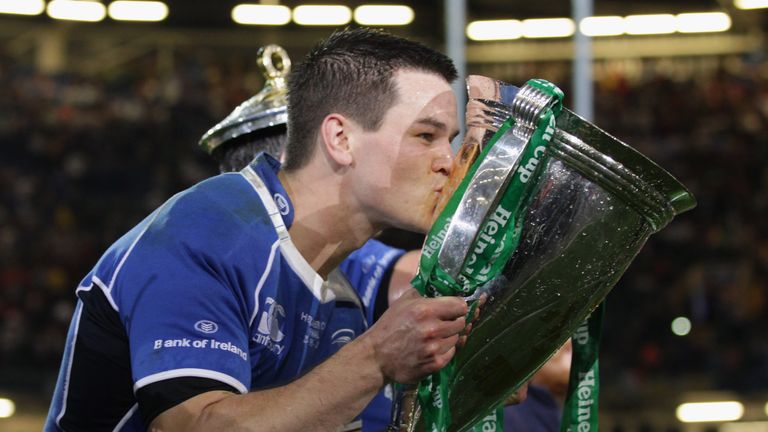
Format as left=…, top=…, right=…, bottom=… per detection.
left=50, top=287, right=136, bottom=431
left=136, top=377, right=237, bottom=427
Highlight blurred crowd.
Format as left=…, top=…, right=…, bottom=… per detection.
left=1, top=49, right=766, bottom=409
left=593, top=56, right=768, bottom=401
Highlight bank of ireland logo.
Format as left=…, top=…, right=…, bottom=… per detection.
left=331, top=328, right=355, bottom=346
left=194, top=320, right=218, bottom=334
left=273, top=193, right=290, bottom=216
left=257, top=297, right=286, bottom=342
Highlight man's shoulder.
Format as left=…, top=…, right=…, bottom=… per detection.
left=161, top=173, right=277, bottom=239
left=343, top=240, right=406, bottom=274
left=92, top=174, right=279, bottom=282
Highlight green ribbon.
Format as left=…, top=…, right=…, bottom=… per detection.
left=410, top=79, right=564, bottom=432
left=560, top=303, right=604, bottom=432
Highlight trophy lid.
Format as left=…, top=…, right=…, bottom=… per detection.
left=199, top=44, right=291, bottom=154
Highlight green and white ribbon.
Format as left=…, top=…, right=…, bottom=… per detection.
left=560, top=303, right=604, bottom=432
left=410, top=79, right=564, bottom=432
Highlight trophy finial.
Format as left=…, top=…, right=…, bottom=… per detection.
left=258, top=44, right=291, bottom=82
left=199, top=44, right=292, bottom=154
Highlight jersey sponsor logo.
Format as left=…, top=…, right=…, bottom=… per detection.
left=301, top=312, right=326, bottom=349
left=273, top=193, right=290, bottom=215
left=194, top=320, right=219, bottom=334
left=331, top=328, right=355, bottom=346
left=153, top=338, right=248, bottom=361
left=300, top=312, right=326, bottom=330
left=254, top=297, right=286, bottom=356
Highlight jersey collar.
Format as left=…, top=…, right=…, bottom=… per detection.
left=247, top=152, right=295, bottom=228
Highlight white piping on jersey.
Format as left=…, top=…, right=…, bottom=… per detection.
left=249, top=239, right=280, bottom=327
left=112, top=403, right=138, bottom=431
left=55, top=301, right=84, bottom=428
left=91, top=276, right=120, bottom=312
left=240, top=166, right=334, bottom=304
left=74, top=283, right=93, bottom=295
left=133, top=368, right=248, bottom=395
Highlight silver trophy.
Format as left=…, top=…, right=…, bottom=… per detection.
left=396, top=75, right=696, bottom=431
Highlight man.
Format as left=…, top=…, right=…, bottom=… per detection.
left=46, top=28, right=464, bottom=431
left=199, top=43, right=420, bottom=432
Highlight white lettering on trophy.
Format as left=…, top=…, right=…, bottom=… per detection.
left=576, top=369, right=596, bottom=431
left=517, top=144, right=548, bottom=184
left=422, top=221, right=449, bottom=259
left=541, top=115, right=557, bottom=142
left=574, top=322, right=589, bottom=345
left=465, top=206, right=512, bottom=281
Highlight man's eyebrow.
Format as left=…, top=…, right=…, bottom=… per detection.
left=415, top=117, right=460, bottom=141
left=415, top=117, right=447, bottom=130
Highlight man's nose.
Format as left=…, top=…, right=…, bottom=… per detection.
left=431, top=143, right=454, bottom=176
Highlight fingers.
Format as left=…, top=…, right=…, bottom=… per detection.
left=430, top=345, right=456, bottom=372
left=424, top=315, right=466, bottom=339
left=371, top=289, right=473, bottom=383
left=429, top=296, right=468, bottom=320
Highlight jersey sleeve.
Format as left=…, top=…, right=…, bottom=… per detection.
left=109, top=182, right=275, bottom=396
left=339, top=239, right=406, bottom=325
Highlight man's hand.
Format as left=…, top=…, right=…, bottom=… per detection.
left=363, top=288, right=468, bottom=384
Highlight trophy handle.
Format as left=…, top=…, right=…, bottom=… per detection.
left=387, top=385, right=421, bottom=432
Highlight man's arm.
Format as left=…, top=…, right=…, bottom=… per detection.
left=150, top=289, right=467, bottom=432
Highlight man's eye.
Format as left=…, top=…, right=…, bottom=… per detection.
left=418, top=133, right=434, bottom=142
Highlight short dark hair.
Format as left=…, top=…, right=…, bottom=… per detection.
left=211, top=125, right=288, bottom=173
left=283, top=27, right=457, bottom=171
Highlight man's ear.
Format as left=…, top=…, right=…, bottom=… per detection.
left=319, top=113, right=354, bottom=167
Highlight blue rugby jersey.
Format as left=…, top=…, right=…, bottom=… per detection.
left=46, top=154, right=370, bottom=431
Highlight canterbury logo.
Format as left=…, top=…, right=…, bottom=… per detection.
left=257, top=297, right=286, bottom=343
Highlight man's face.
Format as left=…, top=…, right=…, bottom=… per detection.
left=349, top=69, right=459, bottom=233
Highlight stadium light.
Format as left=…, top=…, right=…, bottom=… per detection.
left=734, top=0, right=768, bottom=9
left=676, top=401, right=744, bottom=423
left=675, top=12, right=731, bottom=33
left=354, top=5, right=413, bottom=26
left=47, top=0, right=107, bottom=22
left=722, top=422, right=768, bottom=432
left=522, top=18, right=575, bottom=38
left=625, top=14, right=676, bottom=35
left=293, top=5, right=351, bottom=25
left=579, top=16, right=625, bottom=36
left=0, top=0, right=45, bottom=15
left=108, top=1, right=168, bottom=22
left=466, top=20, right=523, bottom=41
left=0, top=398, right=15, bottom=418
left=231, top=4, right=290, bottom=25
left=671, top=316, right=691, bottom=336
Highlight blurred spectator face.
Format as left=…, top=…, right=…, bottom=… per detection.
left=532, top=338, right=573, bottom=400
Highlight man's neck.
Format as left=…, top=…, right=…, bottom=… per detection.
left=279, top=169, right=378, bottom=278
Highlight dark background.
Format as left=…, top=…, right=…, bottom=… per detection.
left=1, top=1, right=767, bottom=430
